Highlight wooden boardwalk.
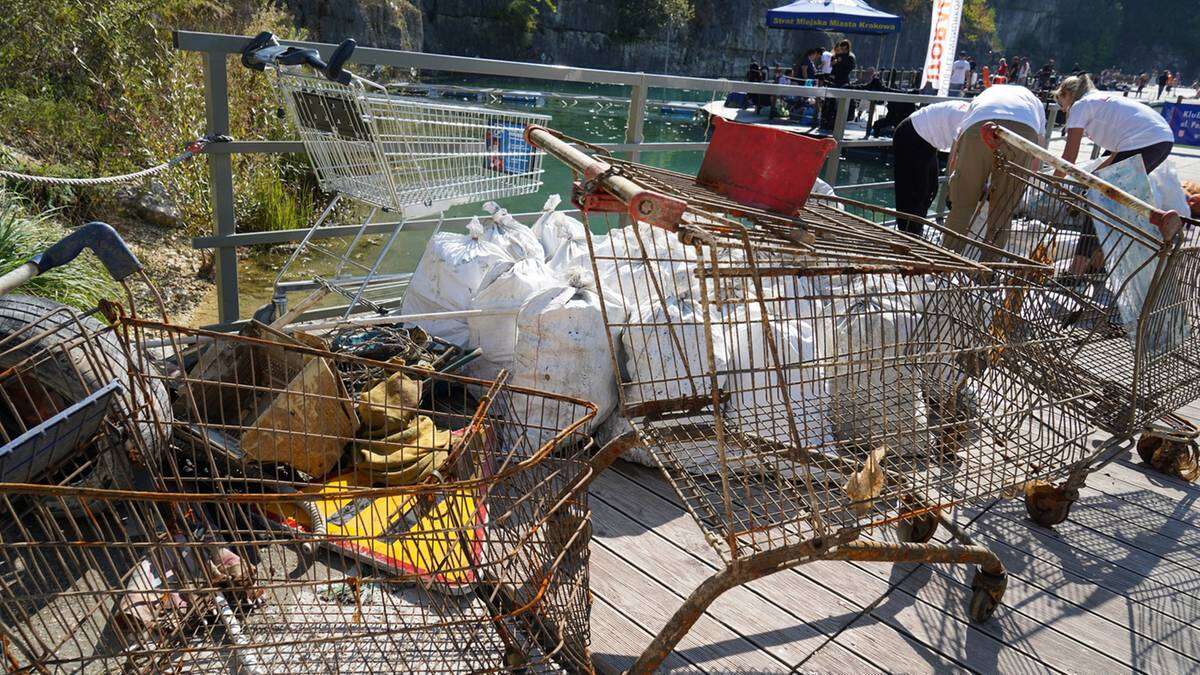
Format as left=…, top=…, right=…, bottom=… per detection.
left=586, top=402, right=1200, bottom=673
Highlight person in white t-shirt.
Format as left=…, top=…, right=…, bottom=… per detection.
left=1054, top=74, right=1176, bottom=274
left=892, top=100, right=970, bottom=237
left=949, top=55, right=971, bottom=96
left=944, top=84, right=1047, bottom=256
left=819, top=49, right=833, bottom=78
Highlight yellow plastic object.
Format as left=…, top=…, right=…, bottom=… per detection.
left=267, top=474, right=485, bottom=587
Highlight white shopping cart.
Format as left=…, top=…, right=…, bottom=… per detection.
left=242, top=33, right=550, bottom=320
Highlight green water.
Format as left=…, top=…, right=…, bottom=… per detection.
left=207, top=80, right=897, bottom=324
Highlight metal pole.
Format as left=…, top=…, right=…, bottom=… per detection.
left=889, top=33, right=901, bottom=81
left=823, top=96, right=850, bottom=185
left=1043, top=102, right=1059, bottom=149
left=202, top=52, right=240, bottom=324
left=625, top=76, right=649, bottom=164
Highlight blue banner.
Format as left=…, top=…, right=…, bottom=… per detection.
left=1162, top=103, right=1200, bottom=147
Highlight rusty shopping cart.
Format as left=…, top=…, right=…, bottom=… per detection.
left=527, top=122, right=1095, bottom=673
left=241, top=33, right=549, bottom=320
left=957, top=122, right=1200, bottom=525
left=0, top=238, right=597, bottom=673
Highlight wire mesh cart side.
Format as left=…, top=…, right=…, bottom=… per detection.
left=241, top=33, right=550, bottom=321
left=526, top=123, right=1092, bottom=673
left=976, top=122, right=1200, bottom=523
left=1, top=318, right=598, bottom=673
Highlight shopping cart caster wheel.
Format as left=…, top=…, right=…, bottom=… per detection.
left=1023, top=480, right=1076, bottom=527
left=1137, top=434, right=1200, bottom=482
left=968, top=568, right=1007, bottom=623
left=896, top=512, right=938, bottom=543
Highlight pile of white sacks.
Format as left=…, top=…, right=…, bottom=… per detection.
left=401, top=187, right=944, bottom=474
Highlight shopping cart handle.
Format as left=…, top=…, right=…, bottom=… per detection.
left=325, top=39, right=355, bottom=85
left=241, top=33, right=354, bottom=85
left=31, top=222, right=141, bottom=281
left=241, top=31, right=282, bottom=72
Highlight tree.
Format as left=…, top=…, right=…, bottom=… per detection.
left=660, top=0, right=696, bottom=73
left=960, top=0, right=1000, bottom=54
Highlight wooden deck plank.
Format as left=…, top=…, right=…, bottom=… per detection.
left=590, top=595, right=698, bottom=674
left=924, top=524, right=1199, bottom=674
left=972, top=504, right=1200, bottom=624
left=608, top=463, right=1055, bottom=674
left=834, top=539, right=1131, bottom=674
left=591, top=467, right=966, bottom=673
left=590, top=495, right=832, bottom=668
left=587, top=444, right=1200, bottom=675
left=959, top=508, right=1200, bottom=662
left=986, top=498, right=1200, bottom=602
left=1076, top=483, right=1200, bottom=552
left=588, top=540, right=787, bottom=672
left=1085, top=469, right=1200, bottom=525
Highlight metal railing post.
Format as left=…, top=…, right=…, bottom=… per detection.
left=822, top=96, right=850, bottom=185
left=625, top=77, right=649, bottom=163
left=1043, top=102, right=1059, bottom=149
left=202, top=52, right=240, bottom=323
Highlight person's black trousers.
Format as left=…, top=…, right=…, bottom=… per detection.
left=892, top=117, right=940, bottom=237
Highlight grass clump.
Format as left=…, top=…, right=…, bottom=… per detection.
left=0, top=193, right=119, bottom=310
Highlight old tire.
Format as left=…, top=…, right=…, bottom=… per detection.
left=0, top=295, right=170, bottom=498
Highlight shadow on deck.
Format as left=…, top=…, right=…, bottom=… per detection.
left=587, top=438, right=1200, bottom=673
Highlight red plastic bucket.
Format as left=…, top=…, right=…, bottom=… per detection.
left=697, top=116, right=837, bottom=214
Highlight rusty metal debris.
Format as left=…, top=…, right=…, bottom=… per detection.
left=0, top=265, right=597, bottom=672
left=527, top=121, right=1102, bottom=673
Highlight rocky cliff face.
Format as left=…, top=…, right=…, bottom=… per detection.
left=283, top=0, right=1135, bottom=79
left=415, top=0, right=1072, bottom=78
left=283, top=0, right=423, bottom=51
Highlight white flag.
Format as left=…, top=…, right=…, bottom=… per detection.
left=921, top=0, right=965, bottom=97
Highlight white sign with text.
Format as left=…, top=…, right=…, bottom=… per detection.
left=921, top=0, right=964, bottom=96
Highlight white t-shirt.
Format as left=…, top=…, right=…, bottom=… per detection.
left=820, top=51, right=833, bottom=74
left=950, top=59, right=970, bottom=85
left=910, top=101, right=971, bottom=151
left=1066, top=91, right=1174, bottom=152
left=956, top=84, right=1047, bottom=142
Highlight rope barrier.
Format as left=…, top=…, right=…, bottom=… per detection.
left=0, top=135, right=228, bottom=187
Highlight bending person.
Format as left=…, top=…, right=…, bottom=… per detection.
left=892, top=100, right=969, bottom=237
left=1054, top=74, right=1175, bottom=274
left=944, top=84, right=1046, bottom=256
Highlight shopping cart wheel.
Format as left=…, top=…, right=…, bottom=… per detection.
left=968, top=568, right=1007, bottom=623
left=1022, top=480, right=1077, bottom=527
left=896, top=512, right=938, bottom=543
left=1136, top=422, right=1200, bottom=482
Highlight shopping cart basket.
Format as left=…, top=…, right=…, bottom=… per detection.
left=241, top=33, right=549, bottom=320
left=527, top=122, right=1094, bottom=673
left=959, top=122, right=1200, bottom=524
left=0, top=315, right=597, bottom=672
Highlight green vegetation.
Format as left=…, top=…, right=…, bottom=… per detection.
left=0, top=0, right=318, bottom=234
left=960, top=0, right=1000, bottom=53
left=500, top=0, right=557, bottom=49
left=0, top=193, right=119, bottom=309
left=615, top=0, right=696, bottom=42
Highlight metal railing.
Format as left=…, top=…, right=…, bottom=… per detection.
left=173, top=31, right=1057, bottom=326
